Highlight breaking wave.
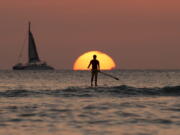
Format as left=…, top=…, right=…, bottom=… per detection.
left=0, top=85, right=180, bottom=98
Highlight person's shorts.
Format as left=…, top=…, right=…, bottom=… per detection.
left=91, top=70, right=98, bottom=74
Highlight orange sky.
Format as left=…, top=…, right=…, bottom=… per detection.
left=0, top=0, right=180, bottom=69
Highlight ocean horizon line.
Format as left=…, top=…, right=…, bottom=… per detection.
left=0, top=69, right=180, bottom=71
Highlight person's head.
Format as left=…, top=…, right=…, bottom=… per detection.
left=93, top=55, right=97, bottom=59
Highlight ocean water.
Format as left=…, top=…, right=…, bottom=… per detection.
left=0, top=70, right=180, bottom=135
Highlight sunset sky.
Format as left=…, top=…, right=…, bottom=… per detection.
left=0, top=0, right=180, bottom=69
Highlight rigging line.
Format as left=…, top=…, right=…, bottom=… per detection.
left=17, top=30, right=28, bottom=63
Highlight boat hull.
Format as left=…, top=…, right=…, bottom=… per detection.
left=13, top=64, right=54, bottom=70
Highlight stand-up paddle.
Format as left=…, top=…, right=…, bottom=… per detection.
left=99, top=71, right=119, bottom=80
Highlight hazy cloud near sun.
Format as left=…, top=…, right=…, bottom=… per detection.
left=0, top=0, right=180, bottom=69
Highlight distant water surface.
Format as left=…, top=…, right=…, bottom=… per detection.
left=0, top=70, right=180, bottom=135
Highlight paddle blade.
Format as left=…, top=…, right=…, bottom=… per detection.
left=114, top=77, right=119, bottom=80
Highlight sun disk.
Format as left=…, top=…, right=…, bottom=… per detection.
left=73, top=51, right=116, bottom=70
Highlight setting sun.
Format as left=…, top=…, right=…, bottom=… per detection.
left=73, top=51, right=116, bottom=70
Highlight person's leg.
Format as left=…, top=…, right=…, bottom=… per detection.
left=91, top=72, right=95, bottom=86
left=95, top=72, right=98, bottom=86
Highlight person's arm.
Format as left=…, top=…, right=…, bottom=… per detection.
left=87, top=61, right=92, bottom=69
left=98, top=61, right=100, bottom=71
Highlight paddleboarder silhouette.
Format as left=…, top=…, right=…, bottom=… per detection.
left=87, top=55, right=100, bottom=86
